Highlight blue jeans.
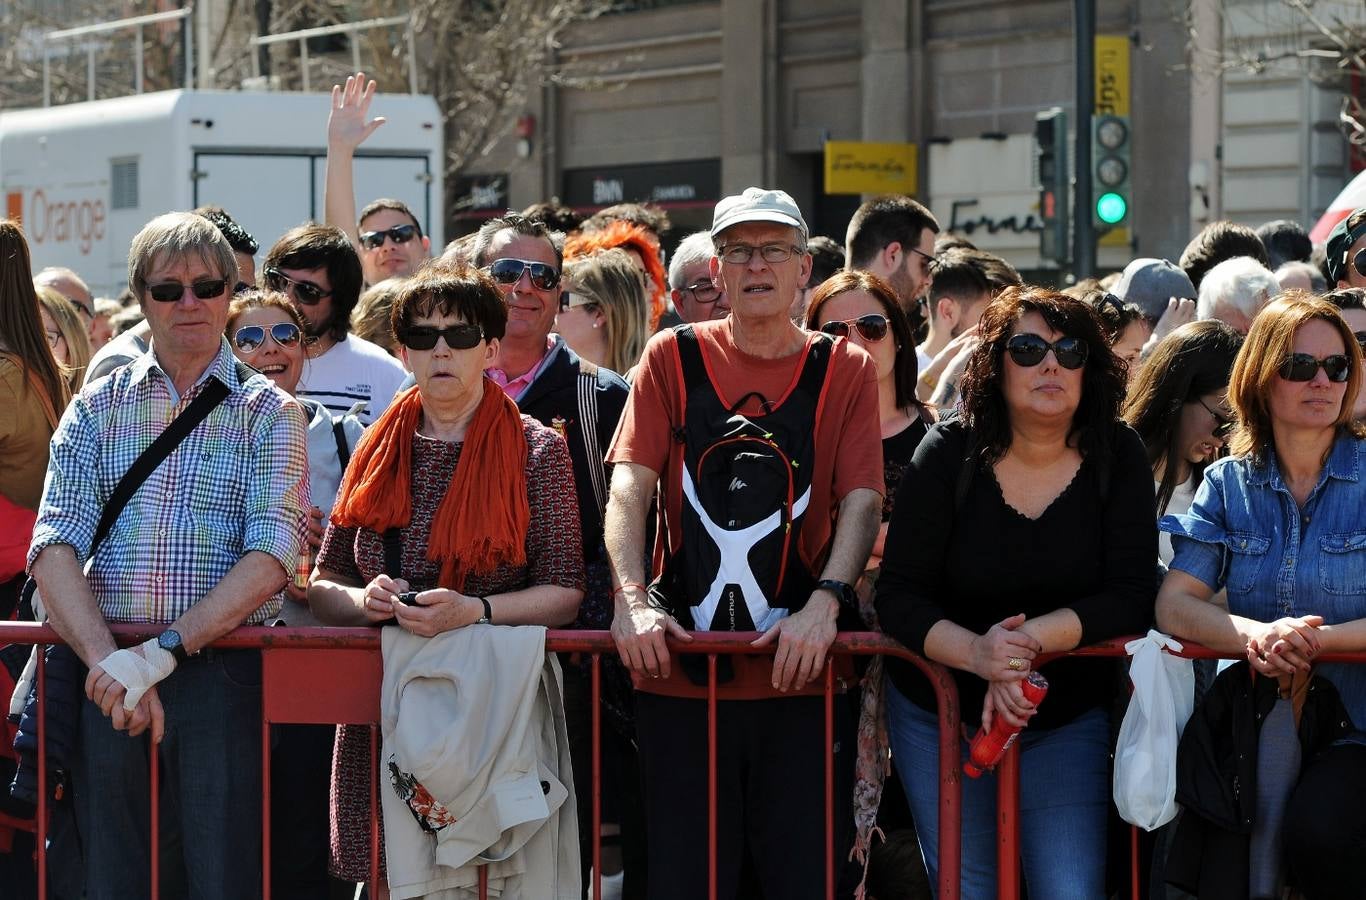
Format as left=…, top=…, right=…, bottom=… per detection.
left=72, top=649, right=263, bottom=900
left=885, top=680, right=1109, bottom=900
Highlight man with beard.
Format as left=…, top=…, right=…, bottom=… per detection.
left=844, top=195, right=940, bottom=368
left=263, top=224, right=406, bottom=425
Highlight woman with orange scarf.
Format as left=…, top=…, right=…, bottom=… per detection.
left=309, top=264, right=585, bottom=892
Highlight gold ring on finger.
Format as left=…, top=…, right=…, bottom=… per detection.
left=1007, top=657, right=1027, bottom=671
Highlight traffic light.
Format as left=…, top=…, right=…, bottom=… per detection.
left=1035, top=107, right=1069, bottom=266
left=1091, top=114, right=1131, bottom=228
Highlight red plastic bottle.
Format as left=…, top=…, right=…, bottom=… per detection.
left=963, top=670, right=1049, bottom=778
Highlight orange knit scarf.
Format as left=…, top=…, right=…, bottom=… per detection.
left=329, top=377, right=529, bottom=590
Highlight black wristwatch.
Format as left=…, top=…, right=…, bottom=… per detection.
left=157, top=628, right=189, bottom=663
left=815, top=579, right=857, bottom=611
left=476, top=596, right=492, bottom=625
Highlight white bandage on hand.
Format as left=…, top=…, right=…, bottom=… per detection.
left=97, top=638, right=177, bottom=710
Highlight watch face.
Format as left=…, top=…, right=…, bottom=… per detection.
left=158, top=629, right=183, bottom=654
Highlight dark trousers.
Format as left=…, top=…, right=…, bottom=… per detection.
left=271, top=723, right=356, bottom=899
left=635, top=691, right=852, bottom=900
left=71, top=649, right=262, bottom=900
left=562, top=661, right=648, bottom=899
left=1285, top=741, right=1366, bottom=899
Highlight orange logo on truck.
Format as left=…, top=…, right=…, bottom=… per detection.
left=26, top=189, right=105, bottom=255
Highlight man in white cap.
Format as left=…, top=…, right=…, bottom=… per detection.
left=604, top=187, right=883, bottom=898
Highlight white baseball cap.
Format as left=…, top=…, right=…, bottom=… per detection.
left=710, top=187, right=808, bottom=239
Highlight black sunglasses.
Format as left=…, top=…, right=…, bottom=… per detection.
left=233, top=322, right=302, bottom=353
left=1353, top=248, right=1366, bottom=279
left=1354, top=330, right=1366, bottom=352
left=264, top=267, right=333, bottom=306
left=397, top=323, right=484, bottom=352
left=1005, top=333, right=1089, bottom=370
left=1196, top=397, right=1235, bottom=439
left=486, top=258, right=560, bottom=291
left=820, top=314, right=890, bottom=343
left=1279, top=353, right=1352, bottom=383
left=146, top=278, right=228, bottom=303
left=359, top=223, right=420, bottom=251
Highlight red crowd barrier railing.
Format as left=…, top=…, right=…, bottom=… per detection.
left=993, top=637, right=1366, bottom=900
left=0, top=623, right=963, bottom=900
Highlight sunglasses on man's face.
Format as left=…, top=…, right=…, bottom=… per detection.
left=486, top=258, right=560, bottom=291
left=359, top=223, right=420, bottom=251
left=146, top=278, right=228, bottom=303
left=820, top=314, right=890, bottom=343
left=232, top=322, right=302, bottom=353
left=264, top=267, right=333, bottom=306
left=397, top=323, right=484, bottom=352
left=1353, top=331, right=1366, bottom=353
left=1005, top=333, right=1089, bottom=370
left=1279, top=353, right=1352, bottom=383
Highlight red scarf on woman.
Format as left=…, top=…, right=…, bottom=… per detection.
left=330, top=378, right=529, bottom=590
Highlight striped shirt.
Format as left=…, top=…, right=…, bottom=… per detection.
left=29, top=339, right=309, bottom=624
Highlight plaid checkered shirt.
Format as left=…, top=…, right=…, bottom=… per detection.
left=28, top=339, right=310, bottom=624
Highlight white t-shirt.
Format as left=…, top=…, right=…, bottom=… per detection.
left=297, top=334, right=407, bottom=425
left=915, top=346, right=933, bottom=379
left=1158, top=477, right=1197, bottom=567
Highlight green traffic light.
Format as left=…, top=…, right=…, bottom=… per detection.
left=1096, top=192, right=1127, bottom=225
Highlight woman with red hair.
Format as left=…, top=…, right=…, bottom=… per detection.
left=564, top=220, right=667, bottom=331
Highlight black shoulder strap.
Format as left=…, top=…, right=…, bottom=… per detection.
left=332, top=418, right=352, bottom=472
left=673, top=324, right=704, bottom=384
left=90, top=376, right=231, bottom=552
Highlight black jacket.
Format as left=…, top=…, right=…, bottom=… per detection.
left=1166, top=661, right=1352, bottom=899
left=515, top=336, right=629, bottom=565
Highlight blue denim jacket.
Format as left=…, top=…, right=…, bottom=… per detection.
left=1161, top=433, right=1366, bottom=729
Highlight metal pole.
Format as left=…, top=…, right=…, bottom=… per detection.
left=87, top=47, right=95, bottom=101
left=300, top=39, right=310, bottom=92
left=42, top=44, right=50, bottom=107
left=135, top=25, right=144, bottom=93
left=406, top=24, right=418, bottom=95
left=1073, top=0, right=1096, bottom=279
left=184, top=9, right=194, bottom=90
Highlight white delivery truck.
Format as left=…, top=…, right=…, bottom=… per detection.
left=0, top=89, right=444, bottom=296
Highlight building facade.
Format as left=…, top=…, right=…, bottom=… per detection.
left=455, top=0, right=1195, bottom=276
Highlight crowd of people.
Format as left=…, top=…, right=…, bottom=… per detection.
left=5, top=70, right=1366, bottom=900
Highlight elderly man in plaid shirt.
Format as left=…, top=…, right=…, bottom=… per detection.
left=28, top=211, right=310, bottom=899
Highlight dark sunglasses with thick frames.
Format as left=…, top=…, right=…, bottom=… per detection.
left=820, top=314, right=890, bottom=343
left=233, top=322, right=303, bottom=353
left=1279, top=353, right=1352, bottom=383
left=1005, top=333, right=1089, bottom=370
left=486, top=258, right=560, bottom=291
left=146, top=278, right=229, bottom=303
left=1196, top=397, right=1235, bottom=439
left=264, top=267, right=333, bottom=306
left=397, top=323, right=484, bottom=352
left=359, top=223, right=420, bottom=251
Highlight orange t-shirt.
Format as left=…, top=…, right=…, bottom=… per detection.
left=607, top=318, right=885, bottom=577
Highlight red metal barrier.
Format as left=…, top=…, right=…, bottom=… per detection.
left=0, top=623, right=961, bottom=900
left=993, top=638, right=1366, bottom=899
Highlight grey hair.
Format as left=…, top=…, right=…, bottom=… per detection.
left=668, top=231, right=717, bottom=290
left=127, top=212, right=238, bottom=298
left=1196, top=256, right=1279, bottom=322
left=1274, top=260, right=1327, bottom=294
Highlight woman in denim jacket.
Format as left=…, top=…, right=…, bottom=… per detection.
left=1158, top=293, right=1366, bottom=899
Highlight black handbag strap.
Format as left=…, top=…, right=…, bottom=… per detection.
left=332, top=418, right=352, bottom=472
left=89, top=376, right=231, bottom=553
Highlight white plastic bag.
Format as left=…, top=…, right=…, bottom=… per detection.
left=1112, top=629, right=1195, bottom=831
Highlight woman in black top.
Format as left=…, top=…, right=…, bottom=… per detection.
left=875, top=286, right=1157, bottom=898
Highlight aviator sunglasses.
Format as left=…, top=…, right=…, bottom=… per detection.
left=397, top=323, right=484, bottom=352
left=486, top=258, right=561, bottom=291
left=1279, top=353, right=1352, bottom=383
left=359, top=223, right=420, bottom=251
left=264, top=267, right=333, bottom=306
left=232, top=322, right=302, bottom=353
left=146, top=278, right=228, bottom=303
left=1005, top=333, right=1089, bottom=370
left=819, top=314, right=890, bottom=343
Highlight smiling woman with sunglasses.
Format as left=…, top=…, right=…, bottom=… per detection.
left=875, top=286, right=1156, bottom=897
left=309, top=263, right=584, bottom=892
left=1156, top=294, right=1366, bottom=898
